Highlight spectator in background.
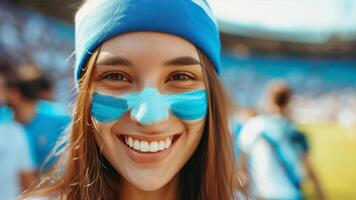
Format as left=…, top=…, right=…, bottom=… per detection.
left=238, top=80, right=325, bottom=200
left=0, top=65, right=36, bottom=199
left=5, top=64, right=71, bottom=172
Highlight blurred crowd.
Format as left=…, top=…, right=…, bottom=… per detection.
left=221, top=54, right=356, bottom=126
left=0, top=1, right=74, bottom=104
left=0, top=62, right=71, bottom=199
left=0, top=2, right=73, bottom=198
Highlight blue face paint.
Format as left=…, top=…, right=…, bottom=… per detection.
left=91, top=93, right=128, bottom=123
left=91, top=88, right=207, bottom=125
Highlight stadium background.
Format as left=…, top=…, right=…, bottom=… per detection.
left=1, top=0, right=355, bottom=199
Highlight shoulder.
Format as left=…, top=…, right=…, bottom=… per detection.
left=0, top=120, right=26, bottom=136
left=32, top=112, right=71, bottom=127
left=238, top=116, right=267, bottom=151
left=37, top=100, right=69, bottom=116
left=241, top=116, right=266, bottom=134
left=37, top=112, right=71, bottom=122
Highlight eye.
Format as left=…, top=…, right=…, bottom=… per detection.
left=168, top=72, right=195, bottom=82
left=99, top=72, right=131, bottom=82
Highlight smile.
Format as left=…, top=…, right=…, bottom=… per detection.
left=124, top=136, right=173, bottom=153
left=118, top=134, right=181, bottom=154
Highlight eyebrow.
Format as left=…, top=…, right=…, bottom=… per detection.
left=96, top=55, right=201, bottom=67
left=96, top=55, right=133, bottom=66
left=164, top=56, right=201, bottom=66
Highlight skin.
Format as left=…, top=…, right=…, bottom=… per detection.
left=302, top=155, right=326, bottom=200
left=92, top=32, right=207, bottom=200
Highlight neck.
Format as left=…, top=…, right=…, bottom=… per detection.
left=13, top=100, right=37, bottom=124
left=119, top=175, right=180, bottom=200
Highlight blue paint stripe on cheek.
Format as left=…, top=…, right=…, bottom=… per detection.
left=170, top=90, right=208, bottom=120
left=91, top=93, right=128, bottom=123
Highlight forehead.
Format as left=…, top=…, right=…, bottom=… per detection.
left=97, top=32, right=200, bottom=63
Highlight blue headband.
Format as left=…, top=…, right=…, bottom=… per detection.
left=74, top=0, right=221, bottom=84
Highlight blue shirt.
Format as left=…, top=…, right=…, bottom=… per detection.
left=0, top=105, right=13, bottom=122
left=24, top=112, right=70, bottom=170
left=233, top=122, right=243, bottom=160
left=37, top=100, right=68, bottom=116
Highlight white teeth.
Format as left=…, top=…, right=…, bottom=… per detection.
left=133, top=140, right=140, bottom=150
left=140, top=141, right=149, bottom=152
left=123, top=136, right=174, bottom=153
left=128, top=137, right=133, bottom=147
left=149, top=141, right=158, bottom=152
left=158, top=141, right=165, bottom=151
left=165, top=138, right=172, bottom=149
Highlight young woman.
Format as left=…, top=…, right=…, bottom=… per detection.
left=23, top=0, right=245, bottom=199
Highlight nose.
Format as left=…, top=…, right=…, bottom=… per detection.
left=128, top=88, right=170, bottom=125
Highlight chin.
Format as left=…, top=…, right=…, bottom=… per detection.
left=129, top=175, right=171, bottom=191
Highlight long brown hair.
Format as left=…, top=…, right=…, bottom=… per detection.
left=22, top=48, right=245, bottom=200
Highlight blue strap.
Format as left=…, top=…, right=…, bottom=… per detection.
left=261, top=131, right=302, bottom=192
left=233, top=123, right=243, bottom=159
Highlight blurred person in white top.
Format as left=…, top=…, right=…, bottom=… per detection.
left=0, top=64, right=36, bottom=199
left=238, top=80, right=325, bottom=200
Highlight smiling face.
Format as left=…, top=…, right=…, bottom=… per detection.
left=91, top=32, right=207, bottom=191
